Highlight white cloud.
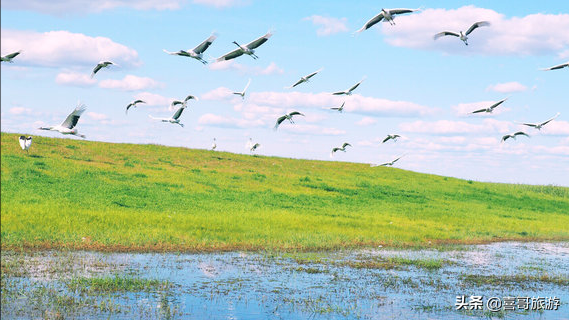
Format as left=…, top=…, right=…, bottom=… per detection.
left=486, top=82, right=528, bottom=93
left=98, top=75, right=163, bottom=91
left=201, top=87, right=234, bottom=100
left=86, top=112, right=109, bottom=121
left=209, top=60, right=283, bottom=75
left=55, top=71, right=97, bottom=87
left=192, top=0, right=249, bottom=9
left=303, top=15, right=349, bottom=36
left=540, top=120, right=569, bottom=136
left=1, top=0, right=182, bottom=14
left=134, top=92, right=174, bottom=108
left=9, top=107, right=33, bottom=115
left=1, top=29, right=141, bottom=68
left=279, top=124, right=346, bottom=136
left=198, top=113, right=265, bottom=129
left=399, top=119, right=512, bottom=135
left=356, top=117, right=377, bottom=126
left=381, top=6, right=569, bottom=56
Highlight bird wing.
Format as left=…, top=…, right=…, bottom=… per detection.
left=434, top=31, right=460, bottom=40
left=466, top=21, right=490, bottom=35
left=513, top=131, right=529, bottom=137
left=331, top=148, right=340, bottom=153
left=91, top=64, right=103, bottom=77
left=501, top=135, right=511, bottom=142
left=543, top=62, right=569, bottom=71
left=520, top=122, right=537, bottom=127
left=192, top=33, right=217, bottom=54
left=342, top=143, right=351, bottom=148
left=4, top=51, right=21, bottom=59
left=288, top=78, right=305, bottom=88
left=25, top=137, right=32, bottom=149
left=382, top=136, right=390, bottom=143
left=134, top=100, right=145, bottom=104
left=471, top=108, right=486, bottom=114
left=245, top=32, right=272, bottom=49
left=184, top=95, right=198, bottom=102
left=357, top=12, right=384, bottom=33
left=539, top=112, right=560, bottom=126
left=289, top=111, right=304, bottom=117
left=489, top=98, right=507, bottom=110
left=332, top=91, right=346, bottom=95
left=305, top=68, right=322, bottom=79
left=243, top=79, right=251, bottom=92
left=274, top=115, right=287, bottom=129
left=19, top=136, right=26, bottom=150
left=172, top=106, right=186, bottom=120
left=348, top=80, right=363, bottom=92
left=171, top=100, right=184, bottom=107
left=60, top=103, right=86, bottom=129
left=388, top=8, right=418, bottom=15
left=215, top=47, right=244, bottom=62
left=391, top=156, right=402, bottom=163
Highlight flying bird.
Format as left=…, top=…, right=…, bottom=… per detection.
left=38, top=102, right=87, bottom=138
left=211, top=138, right=217, bottom=150
left=331, top=143, right=352, bottom=157
left=274, top=111, right=304, bottom=130
left=149, top=105, right=188, bottom=127
left=126, top=99, right=145, bottom=114
left=382, top=134, right=400, bottom=143
left=233, top=79, right=251, bottom=99
left=1, top=50, right=21, bottom=63
left=330, top=102, right=345, bottom=113
left=356, top=8, right=420, bottom=32
left=332, top=78, right=365, bottom=95
left=19, top=136, right=32, bottom=152
left=501, top=131, right=529, bottom=143
left=541, top=62, right=569, bottom=71
left=517, top=112, right=560, bottom=130
left=171, top=95, right=198, bottom=109
left=434, top=21, right=490, bottom=46
left=285, top=68, right=322, bottom=89
left=91, top=61, right=115, bottom=78
left=247, top=138, right=260, bottom=153
left=470, top=98, right=508, bottom=114
left=371, top=155, right=404, bottom=167
left=215, top=31, right=273, bottom=62
left=163, top=33, right=217, bottom=64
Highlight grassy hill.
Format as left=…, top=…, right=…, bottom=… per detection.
left=2, top=132, right=568, bottom=252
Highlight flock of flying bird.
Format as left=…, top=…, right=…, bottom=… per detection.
left=4, top=6, right=566, bottom=167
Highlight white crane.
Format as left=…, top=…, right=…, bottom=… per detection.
left=126, top=99, right=145, bottom=114
left=215, top=31, right=273, bottom=62
left=285, top=68, right=322, bottom=89
left=331, top=143, right=351, bottom=157
left=501, top=131, right=529, bottom=143
left=517, top=112, right=560, bottom=130
left=19, top=136, right=32, bottom=152
left=247, top=138, right=260, bottom=153
left=149, top=105, right=188, bottom=127
left=91, top=61, right=115, bottom=78
left=330, top=102, right=345, bottom=113
left=356, top=8, right=420, bottom=33
left=434, top=21, right=490, bottom=46
left=163, top=33, right=217, bottom=64
left=274, top=111, right=304, bottom=130
left=332, top=78, right=365, bottom=95
left=211, top=138, right=217, bottom=151
left=38, top=102, right=87, bottom=138
left=233, top=79, right=251, bottom=99
left=470, top=98, right=508, bottom=114
left=371, top=155, right=404, bottom=167
left=541, top=62, right=569, bottom=71
left=382, top=134, right=400, bottom=143
left=1, top=50, right=22, bottom=63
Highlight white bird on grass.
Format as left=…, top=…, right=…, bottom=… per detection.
left=211, top=138, right=217, bottom=150
left=355, top=8, right=420, bottom=33
left=149, top=106, right=188, bottom=127
left=382, top=134, right=400, bottom=143
left=38, top=102, right=87, bottom=138
left=126, top=99, right=145, bottom=114
left=163, top=33, right=217, bottom=64
left=434, top=21, right=490, bottom=46
left=285, top=68, right=322, bottom=89
left=233, top=79, right=251, bottom=99
left=371, top=155, right=404, bottom=167
left=1, top=50, right=22, bottom=63
left=332, top=78, right=365, bottom=95
left=331, top=143, right=351, bottom=157
left=274, top=111, right=304, bottom=130
left=215, top=31, right=273, bottom=62
left=91, top=61, right=115, bottom=78
left=501, top=131, right=529, bottom=143
left=517, top=112, right=560, bottom=130
left=470, top=98, right=507, bottom=114
left=541, top=62, right=569, bottom=71
left=19, top=136, right=32, bottom=152
left=330, top=102, right=345, bottom=113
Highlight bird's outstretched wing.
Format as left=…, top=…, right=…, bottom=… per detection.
left=513, top=131, right=529, bottom=137
left=382, top=136, right=391, bottom=143
left=332, top=90, right=346, bottom=95
left=331, top=147, right=341, bottom=153
left=305, top=68, right=322, bottom=80
left=19, top=136, right=26, bottom=150
left=289, top=111, right=304, bottom=117
left=3, top=51, right=21, bottom=60
left=356, top=12, right=385, bottom=33
left=348, top=79, right=364, bottom=92
left=489, top=98, right=507, bottom=110
left=245, top=32, right=272, bottom=49
left=184, top=95, right=198, bottom=102
left=542, top=62, right=569, bottom=71
left=466, top=21, right=490, bottom=35
left=91, top=64, right=103, bottom=77
left=243, top=79, right=252, bottom=92
left=539, top=112, right=560, bottom=126
left=274, top=116, right=287, bottom=130
left=61, top=103, right=87, bottom=129
left=388, top=8, right=418, bottom=15
left=215, top=47, right=244, bottom=62
left=434, top=31, right=460, bottom=40
left=287, top=78, right=305, bottom=88
left=342, top=143, right=351, bottom=148
left=501, top=134, right=512, bottom=143
left=192, top=33, right=217, bottom=54
left=471, top=108, right=486, bottom=114
left=171, top=100, right=184, bottom=108
left=172, top=107, right=186, bottom=120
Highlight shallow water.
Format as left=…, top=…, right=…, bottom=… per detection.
left=2, top=242, right=568, bottom=319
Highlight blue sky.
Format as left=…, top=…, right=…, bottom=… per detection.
left=2, top=0, right=568, bottom=186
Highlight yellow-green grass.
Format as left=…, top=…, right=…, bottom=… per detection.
left=1, top=132, right=568, bottom=252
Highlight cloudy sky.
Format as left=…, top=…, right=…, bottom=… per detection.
left=2, top=0, right=568, bottom=186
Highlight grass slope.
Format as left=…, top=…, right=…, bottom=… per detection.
left=2, top=132, right=568, bottom=252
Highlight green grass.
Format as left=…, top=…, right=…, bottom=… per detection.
left=1, top=132, right=568, bottom=252
left=66, top=276, right=171, bottom=293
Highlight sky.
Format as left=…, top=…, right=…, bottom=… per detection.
left=1, top=0, right=568, bottom=186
